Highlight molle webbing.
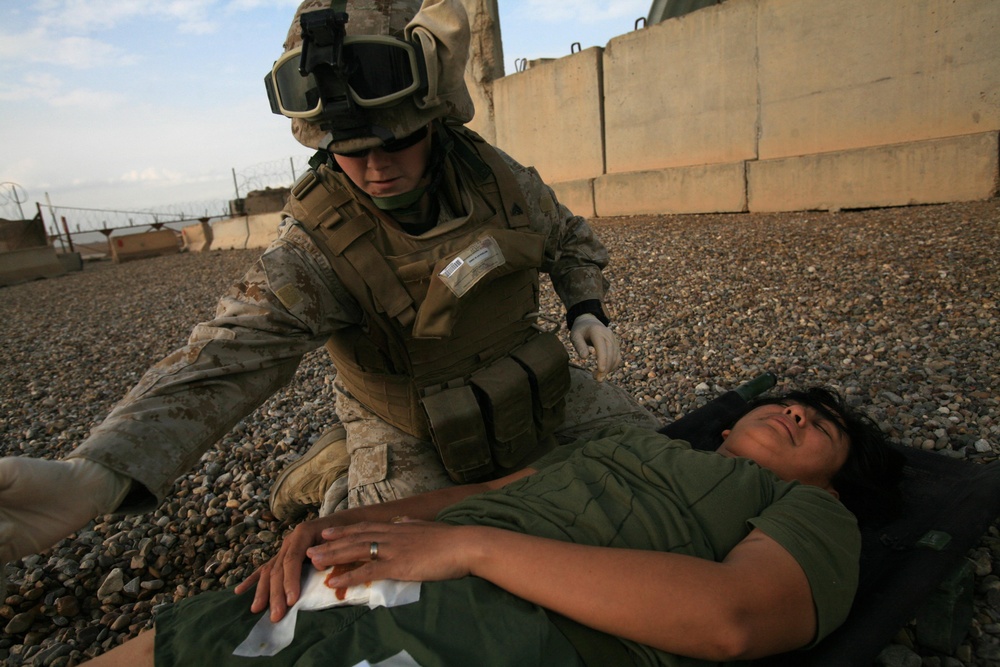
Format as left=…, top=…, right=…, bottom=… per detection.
left=324, top=340, right=430, bottom=438
left=287, top=167, right=418, bottom=329
left=451, top=128, right=532, bottom=232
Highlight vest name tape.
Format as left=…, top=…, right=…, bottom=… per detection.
left=438, top=236, right=506, bottom=298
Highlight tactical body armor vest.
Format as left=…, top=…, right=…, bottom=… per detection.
left=285, top=125, right=570, bottom=482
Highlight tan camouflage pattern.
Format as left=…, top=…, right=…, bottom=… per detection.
left=66, top=148, right=649, bottom=509
left=284, top=0, right=474, bottom=152
left=315, top=365, right=659, bottom=514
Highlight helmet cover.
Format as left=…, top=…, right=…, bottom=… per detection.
left=283, top=0, right=475, bottom=153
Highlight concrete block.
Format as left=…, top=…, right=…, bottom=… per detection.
left=245, top=213, right=285, bottom=249
left=550, top=179, right=596, bottom=219
left=494, top=47, right=605, bottom=183
left=0, top=246, right=68, bottom=286
left=181, top=221, right=213, bottom=253
left=244, top=188, right=289, bottom=215
left=602, top=0, right=758, bottom=174
left=0, top=218, right=47, bottom=251
left=57, top=252, right=83, bottom=273
left=758, top=0, right=1000, bottom=159
left=211, top=217, right=250, bottom=250
left=747, top=132, right=1000, bottom=212
left=594, top=162, right=747, bottom=216
left=110, top=229, right=180, bottom=263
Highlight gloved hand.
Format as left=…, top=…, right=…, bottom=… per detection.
left=0, top=457, right=131, bottom=577
left=569, top=313, right=621, bottom=382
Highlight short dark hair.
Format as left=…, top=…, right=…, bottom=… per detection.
left=741, top=387, right=905, bottom=528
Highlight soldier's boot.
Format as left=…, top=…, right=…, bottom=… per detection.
left=270, top=424, right=349, bottom=521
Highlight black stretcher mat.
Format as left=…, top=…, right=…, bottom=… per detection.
left=659, top=376, right=1000, bottom=666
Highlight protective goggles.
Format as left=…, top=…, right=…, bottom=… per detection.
left=265, top=36, right=425, bottom=120
left=331, top=124, right=429, bottom=158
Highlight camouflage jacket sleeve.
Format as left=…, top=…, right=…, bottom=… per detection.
left=68, top=220, right=363, bottom=509
left=495, top=147, right=611, bottom=313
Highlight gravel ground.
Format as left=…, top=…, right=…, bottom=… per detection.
left=1, top=199, right=998, bottom=666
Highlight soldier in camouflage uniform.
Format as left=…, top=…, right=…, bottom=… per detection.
left=0, top=0, right=658, bottom=571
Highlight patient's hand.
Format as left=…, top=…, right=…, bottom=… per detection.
left=235, top=517, right=338, bottom=622
left=308, top=520, right=481, bottom=590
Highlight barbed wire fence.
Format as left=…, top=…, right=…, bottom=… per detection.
left=233, top=156, right=305, bottom=199
left=4, top=155, right=313, bottom=257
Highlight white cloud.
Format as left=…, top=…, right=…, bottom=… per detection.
left=225, top=0, right=300, bottom=11
left=0, top=73, right=123, bottom=109
left=0, top=28, right=126, bottom=69
left=53, top=88, right=127, bottom=108
left=120, top=167, right=187, bottom=184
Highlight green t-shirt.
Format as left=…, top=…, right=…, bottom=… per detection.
left=438, top=424, right=860, bottom=666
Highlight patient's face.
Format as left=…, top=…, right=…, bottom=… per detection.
left=717, top=401, right=850, bottom=495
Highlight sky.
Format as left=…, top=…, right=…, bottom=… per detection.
left=0, top=0, right=649, bottom=230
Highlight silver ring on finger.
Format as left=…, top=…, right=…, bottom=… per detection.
left=370, top=541, right=379, bottom=561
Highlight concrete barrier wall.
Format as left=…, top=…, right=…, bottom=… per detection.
left=246, top=212, right=284, bottom=249
left=494, top=47, right=605, bottom=183
left=595, top=162, right=747, bottom=216
left=602, top=0, right=759, bottom=174
left=0, top=246, right=68, bottom=287
left=181, top=221, right=213, bottom=253
left=491, top=0, right=1000, bottom=216
left=549, top=179, right=597, bottom=220
left=210, top=217, right=250, bottom=251
left=110, top=229, right=180, bottom=263
left=749, top=132, right=1000, bottom=213
left=244, top=188, right=289, bottom=216
left=209, top=213, right=285, bottom=251
left=0, top=218, right=47, bottom=252
left=757, top=0, right=1000, bottom=159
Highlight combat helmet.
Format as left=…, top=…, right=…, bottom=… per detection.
left=267, top=0, right=475, bottom=154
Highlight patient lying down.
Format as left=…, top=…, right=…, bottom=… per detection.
left=88, top=387, right=903, bottom=667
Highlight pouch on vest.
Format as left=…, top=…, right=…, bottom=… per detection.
left=422, top=384, right=493, bottom=483
left=469, top=358, right=537, bottom=469
left=510, top=332, right=571, bottom=438
left=412, top=229, right=546, bottom=339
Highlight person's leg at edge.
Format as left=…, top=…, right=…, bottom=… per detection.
left=331, top=378, right=455, bottom=514
left=271, top=375, right=456, bottom=519
left=554, top=366, right=661, bottom=443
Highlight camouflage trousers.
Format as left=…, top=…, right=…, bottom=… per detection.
left=318, top=366, right=660, bottom=515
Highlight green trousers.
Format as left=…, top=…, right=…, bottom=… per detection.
left=154, top=577, right=585, bottom=667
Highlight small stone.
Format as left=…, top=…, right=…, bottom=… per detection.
left=97, top=568, right=125, bottom=600
left=123, top=577, right=143, bottom=596
left=54, top=596, right=79, bottom=617
left=110, top=613, right=132, bottom=632
left=4, top=611, right=35, bottom=634
left=876, top=644, right=922, bottom=667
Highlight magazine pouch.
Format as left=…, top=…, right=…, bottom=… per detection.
left=469, top=358, right=537, bottom=468
left=510, top=332, right=571, bottom=439
left=422, top=384, right=493, bottom=483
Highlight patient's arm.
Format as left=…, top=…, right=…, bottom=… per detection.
left=473, top=527, right=817, bottom=660
left=316, top=524, right=816, bottom=662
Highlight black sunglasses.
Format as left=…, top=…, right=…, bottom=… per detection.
left=332, top=125, right=429, bottom=159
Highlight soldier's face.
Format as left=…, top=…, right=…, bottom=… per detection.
left=333, top=128, right=432, bottom=198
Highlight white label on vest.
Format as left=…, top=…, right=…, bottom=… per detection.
left=438, top=236, right=506, bottom=298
